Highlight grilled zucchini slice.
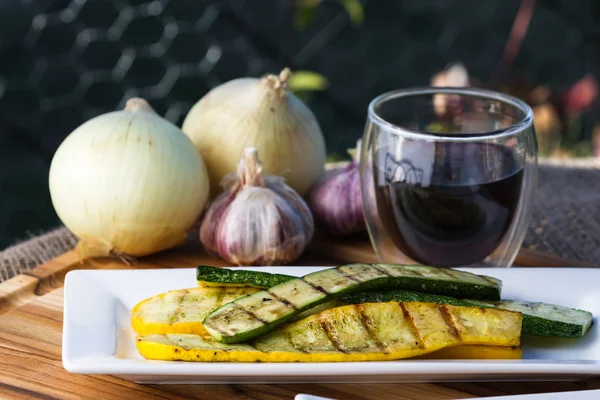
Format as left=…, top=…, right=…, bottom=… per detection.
left=138, top=302, right=521, bottom=362
left=202, top=264, right=502, bottom=343
left=196, top=264, right=500, bottom=296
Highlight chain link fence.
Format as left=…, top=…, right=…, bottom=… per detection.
left=0, top=0, right=598, bottom=248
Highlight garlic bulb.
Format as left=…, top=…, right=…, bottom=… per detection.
left=182, top=68, right=326, bottom=197
left=49, top=98, right=210, bottom=259
left=308, top=140, right=366, bottom=236
left=200, top=147, right=314, bottom=266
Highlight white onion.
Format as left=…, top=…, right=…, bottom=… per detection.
left=49, top=98, right=210, bottom=259
left=182, top=68, right=326, bottom=197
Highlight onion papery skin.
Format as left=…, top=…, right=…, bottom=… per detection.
left=49, top=99, right=210, bottom=259
left=182, top=72, right=326, bottom=197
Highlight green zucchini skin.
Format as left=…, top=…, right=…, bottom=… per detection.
left=342, top=289, right=473, bottom=307
left=345, top=290, right=593, bottom=339
left=201, top=263, right=502, bottom=343
left=196, top=266, right=292, bottom=288
left=196, top=264, right=501, bottom=299
left=468, top=299, right=593, bottom=339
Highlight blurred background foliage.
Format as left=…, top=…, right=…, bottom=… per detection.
left=0, top=0, right=599, bottom=248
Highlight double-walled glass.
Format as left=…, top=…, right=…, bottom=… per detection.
left=360, top=88, right=537, bottom=268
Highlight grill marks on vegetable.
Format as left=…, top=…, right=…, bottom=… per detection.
left=219, top=300, right=471, bottom=354
left=134, top=265, right=593, bottom=351
left=137, top=302, right=523, bottom=362
left=300, top=278, right=329, bottom=295
left=337, top=272, right=362, bottom=284
left=371, top=264, right=397, bottom=278
left=242, top=301, right=469, bottom=355
left=266, top=289, right=299, bottom=309
left=344, top=290, right=594, bottom=339
left=398, top=303, right=425, bottom=348
left=319, top=313, right=350, bottom=353
left=435, top=269, right=458, bottom=279
left=171, top=290, right=190, bottom=323
left=237, top=306, right=270, bottom=325
left=439, top=304, right=462, bottom=340
left=202, top=263, right=503, bottom=343
left=130, top=286, right=260, bottom=336
left=355, top=304, right=390, bottom=353
left=275, top=302, right=490, bottom=355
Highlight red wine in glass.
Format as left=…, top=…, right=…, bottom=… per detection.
left=375, top=142, right=523, bottom=267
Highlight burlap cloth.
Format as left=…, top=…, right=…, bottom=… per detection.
left=1, top=159, right=599, bottom=283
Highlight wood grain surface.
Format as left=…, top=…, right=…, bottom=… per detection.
left=0, top=243, right=598, bottom=400
left=311, top=232, right=600, bottom=268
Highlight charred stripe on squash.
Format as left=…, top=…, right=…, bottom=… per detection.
left=130, top=286, right=260, bottom=336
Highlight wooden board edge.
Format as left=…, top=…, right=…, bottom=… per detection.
left=515, top=248, right=600, bottom=269
left=310, top=233, right=600, bottom=269
left=0, top=251, right=81, bottom=313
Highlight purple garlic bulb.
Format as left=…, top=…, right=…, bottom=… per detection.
left=308, top=140, right=366, bottom=236
left=200, top=147, right=314, bottom=266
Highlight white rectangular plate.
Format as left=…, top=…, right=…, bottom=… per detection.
left=62, top=267, right=600, bottom=384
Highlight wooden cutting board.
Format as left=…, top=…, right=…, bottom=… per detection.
left=0, top=242, right=598, bottom=400
left=312, top=232, right=600, bottom=268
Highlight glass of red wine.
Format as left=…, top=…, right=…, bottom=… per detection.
left=360, top=87, right=537, bottom=268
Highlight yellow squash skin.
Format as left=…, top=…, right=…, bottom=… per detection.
left=136, top=339, right=522, bottom=362
left=130, top=287, right=259, bottom=336
left=136, top=302, right=522, bottom=362
left=136, top=335, right=436, bottom=362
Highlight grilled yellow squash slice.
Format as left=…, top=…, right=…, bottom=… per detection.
left=130, top=287, right=259, bottom=336
left=136, top=302, right=521, bottom=362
